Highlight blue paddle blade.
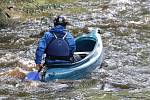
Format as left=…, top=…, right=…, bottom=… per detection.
left=25, top=71, right=40, bottom=81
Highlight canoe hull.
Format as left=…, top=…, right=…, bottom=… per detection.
left=41, top=29, right=103, bottom=82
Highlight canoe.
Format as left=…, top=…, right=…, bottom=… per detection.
left=41, top=28, right=103, bottom=82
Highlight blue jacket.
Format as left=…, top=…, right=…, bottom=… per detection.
left=35, top=25, right=76, bottom=64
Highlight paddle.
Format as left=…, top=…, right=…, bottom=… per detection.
left=25, top=68, right=42, bottom=81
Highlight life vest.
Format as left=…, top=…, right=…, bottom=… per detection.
left=46, top=32, right=70, bottom=60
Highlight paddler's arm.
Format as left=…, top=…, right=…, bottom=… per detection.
left=35, top=32, right=52, bottom=67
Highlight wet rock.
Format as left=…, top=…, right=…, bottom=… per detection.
left=7, top=68, right=26, bottom=79
left=103, top=59, right=119, bottom=70
left=103, top=32, right=114, bottom=38
left=111, top=82, right=134, bottom=89
left=0, top=8, right=9, bottom=28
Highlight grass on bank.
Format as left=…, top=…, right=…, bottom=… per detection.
left=65, top=6, right=87, bottom=14
left=35, top=0, right=76, bottom=4
left=0, top=0, right=88, bottom=28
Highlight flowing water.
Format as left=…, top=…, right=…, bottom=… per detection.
left=0, top=0, right=150, bottom=99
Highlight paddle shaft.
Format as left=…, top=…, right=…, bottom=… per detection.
left=38, top=67, right=42, bottom=73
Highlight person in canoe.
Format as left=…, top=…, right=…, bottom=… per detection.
left=35, top=15, right=76, bottom=71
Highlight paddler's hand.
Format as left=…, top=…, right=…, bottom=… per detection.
left=36, top=64, right=43, bottom=72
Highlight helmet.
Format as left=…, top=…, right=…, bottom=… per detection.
left=53, top=15, right=68, bottom=27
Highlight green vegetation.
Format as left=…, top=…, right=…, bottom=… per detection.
left=47, top=0, right=76, bottom=4
left=0, top=89, right=10, bottom=95
left=16, top=92, right=30, bottom=97
left=0, top=8, right=8, bottom=28
left=34, top=0, right=76, bottom=4
left=65, top=7, right=87, bottom=14
left=0, top=0, right=88, bottom=28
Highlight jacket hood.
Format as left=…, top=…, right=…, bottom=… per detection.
left=49, top=25, right=66, bottom=35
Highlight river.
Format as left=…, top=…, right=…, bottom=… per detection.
left=0, top=0, right=150, bottom=99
